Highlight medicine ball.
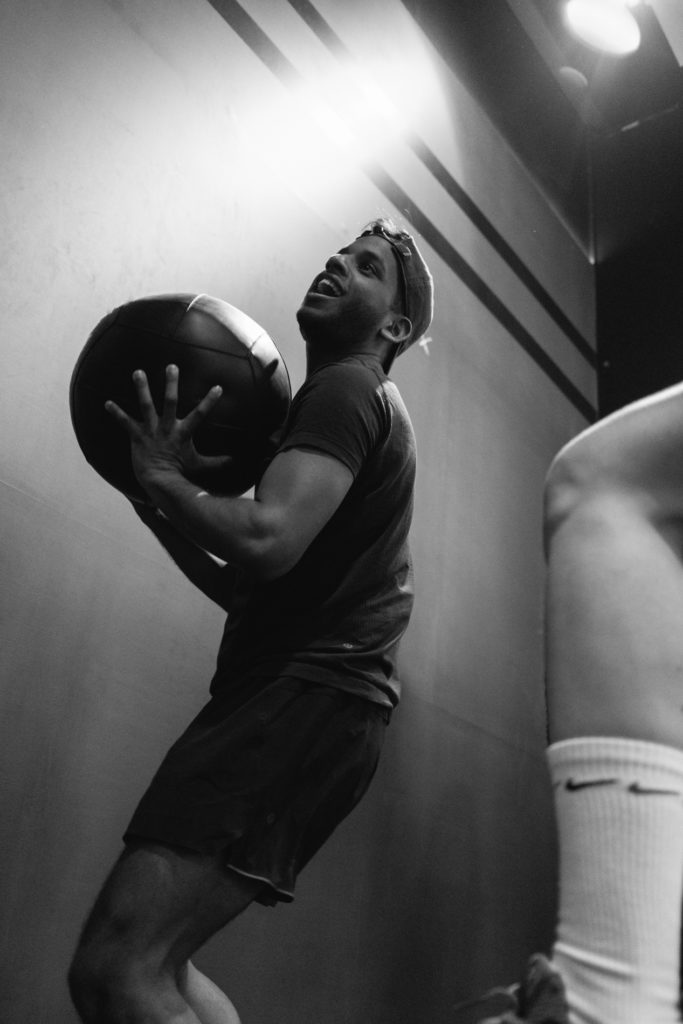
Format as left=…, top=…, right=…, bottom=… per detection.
left=70, top=293, right=291, bottom=503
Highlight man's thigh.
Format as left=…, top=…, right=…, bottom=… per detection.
left=78, top=841, right=264, bottom=969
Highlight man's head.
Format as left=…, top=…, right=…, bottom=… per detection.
left=297, top=218, right=433, bottom=371
left=358, top=218, right=434, bottom=368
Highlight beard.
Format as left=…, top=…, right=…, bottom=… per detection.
left=296, top=295, right=382, bottom=351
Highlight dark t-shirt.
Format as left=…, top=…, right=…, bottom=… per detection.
left=210, top=354, right=416, bottom=707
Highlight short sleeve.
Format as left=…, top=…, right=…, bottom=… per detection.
left=278, top=362, right=387, bottom=477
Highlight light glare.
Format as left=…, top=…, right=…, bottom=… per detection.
left=224, top=29, right=444, bottom=209
left=564, top=0, right=641, bottom=55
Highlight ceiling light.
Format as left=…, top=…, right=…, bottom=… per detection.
left=563, top=0, right=642, bottom=55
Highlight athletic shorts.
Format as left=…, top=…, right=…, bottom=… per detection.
left=123, top=674, right=390, bottom=905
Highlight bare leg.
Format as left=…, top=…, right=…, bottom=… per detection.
left=181, top=962, right=241, bottom=1024
left=68, top=842, right=263, bottom=1024
left=545, top=380, right=683, bottom=748
left=542, top=381, right=683, bottom=1024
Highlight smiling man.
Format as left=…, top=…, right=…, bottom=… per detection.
left=68, top=218, right=433, bottom=1024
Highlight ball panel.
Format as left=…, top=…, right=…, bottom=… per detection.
left=71, top=380, right=148, bottom=501
left=70, top=294, right=291, bottom=504
left=114, top=293, right=195, bottom=337
left=248, top=337, right=292, bottom=435
left=186, top=294, right=268, bottom=352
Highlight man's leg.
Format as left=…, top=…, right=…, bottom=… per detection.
left=68, top=841, right=263, bottom=1024
left=180, top=962, right=242, bottom=1024
left=541, top=382, right=683, bottom=1024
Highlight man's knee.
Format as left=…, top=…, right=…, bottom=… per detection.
left=69, top=928, right=122, bottom=1014
left=68, top=934, right=113, bottom=1018
left=68, top=930, right=152, bottom=1022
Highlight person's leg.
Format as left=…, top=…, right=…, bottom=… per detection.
left=545, top=381, right=683, bottom=748
left=180, top=962, right=241, bottom=1024
left=541, top=382, right=683, bottom=1024
left=68, top=840, right=263, bottom=1024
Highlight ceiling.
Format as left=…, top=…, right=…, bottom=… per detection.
left=401, top=0, right=683, bottom=262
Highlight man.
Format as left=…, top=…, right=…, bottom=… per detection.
left=68, top=218, right=434, bottom=1024
left=476, top=382, right=683, bottom=1024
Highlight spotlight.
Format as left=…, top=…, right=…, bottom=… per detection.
left=563, top=0, right=641, bottom=55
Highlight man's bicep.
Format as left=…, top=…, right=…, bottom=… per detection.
left=255, top=447, right=354, bottom=557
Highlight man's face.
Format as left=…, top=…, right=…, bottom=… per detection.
left=296, top=234, right=403, bottom=348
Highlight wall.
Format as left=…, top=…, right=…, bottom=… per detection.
left=0, top=1, right=596, bottom=1021
left=592, top=89, right=683, bottom=417
left=597, top=236, right=683, bottom=416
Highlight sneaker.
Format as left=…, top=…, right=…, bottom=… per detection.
left=455, top=954, right=569, bottom=1024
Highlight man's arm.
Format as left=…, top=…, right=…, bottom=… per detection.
left=131, top=503, right=237, bottom=611
left=107, top=366, right=354, bottom=581
left=139, top=446, right=353, bottom=580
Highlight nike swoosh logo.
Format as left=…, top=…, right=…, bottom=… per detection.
left=628, top=783, right=681, bottom=796
left=565, top=778, right=617, bottom=791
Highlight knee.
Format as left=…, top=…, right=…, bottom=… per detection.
left=69, top=934, right=186, bottom=1024
left=542, top=437, right=631, bottom=554
left=68, top=937, right=113, bottom=1019
left=543, top=441, right=596, bottom=548
left=68, top=935, right=138, bottom=1022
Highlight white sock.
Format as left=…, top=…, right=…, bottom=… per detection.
left=548, top=736, right=683, bottom=1024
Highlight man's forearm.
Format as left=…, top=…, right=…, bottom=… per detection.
left=134, top=503, right=237, bottom=611
left=140, top=469, right=275, bottom=578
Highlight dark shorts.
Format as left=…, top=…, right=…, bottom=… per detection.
left=123, top=675, right=390, bottom=905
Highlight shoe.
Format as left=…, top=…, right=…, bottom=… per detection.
left=454, top=954, right=569, bottom=1023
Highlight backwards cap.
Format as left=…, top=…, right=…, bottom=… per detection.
left=359, top=218, right=434, bottom=365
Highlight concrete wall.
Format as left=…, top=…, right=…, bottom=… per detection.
left=0, top=1, right=596, bottom=1021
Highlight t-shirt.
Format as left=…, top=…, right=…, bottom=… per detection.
left=209, top=354, right=416, bottom=707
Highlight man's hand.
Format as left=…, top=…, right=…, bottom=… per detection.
left=105, top=365, right=354, bottom=581
left=105, top=365, right=230, bottom=498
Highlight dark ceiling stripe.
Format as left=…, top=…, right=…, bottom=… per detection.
left=286, top=0, right=596, bottom=369
left=206, top=0, right=596, bottom=421
left=208, top=0, right=300, bottom=80
left=406, top=136, right=596, bottom=366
